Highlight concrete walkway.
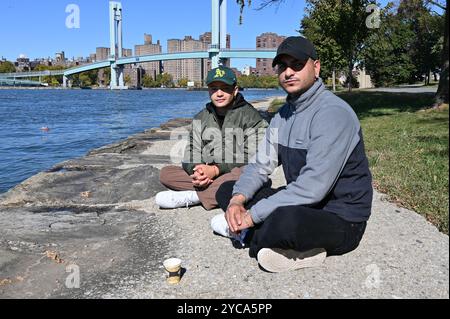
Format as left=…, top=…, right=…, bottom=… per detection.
left=0, top=97, right=448, bottom=299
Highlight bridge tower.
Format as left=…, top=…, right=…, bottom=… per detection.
left=210, top=0, right=228, bottom=68
left=109, top=2, right=127, bottom=90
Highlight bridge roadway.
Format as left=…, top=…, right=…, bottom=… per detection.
left=0, top=49, right=277, bottom=81
left=0, top=78, right=48, bottom=87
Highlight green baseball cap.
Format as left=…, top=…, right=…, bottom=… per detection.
left=206, top=66, right=237, bottom=86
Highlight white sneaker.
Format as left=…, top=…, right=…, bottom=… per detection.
left=257, top=247, right=327, bottom=273
left=210, top=214, right=248, bottom=246
left=155, top=190, right=201, bottom=209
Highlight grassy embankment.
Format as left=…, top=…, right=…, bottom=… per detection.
left=269, top=92, right=449, bottom=234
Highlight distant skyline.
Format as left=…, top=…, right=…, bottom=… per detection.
left=0, top=0, right=309, bottom=70
left=1, top=0, right=393, bottom=70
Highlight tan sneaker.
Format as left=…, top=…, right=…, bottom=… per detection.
left=257, top=248, right=327, bottom=273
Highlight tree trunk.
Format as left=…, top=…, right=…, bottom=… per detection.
left=348, top=61, right=353, bottom=92
left=332, top=69, right=336, bottom=92
left=435, top=0, right=449, bottom=106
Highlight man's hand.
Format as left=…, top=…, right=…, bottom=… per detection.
left=225, top=194, right=254, bottom=233
left=190, top=164, right=218, bottom=188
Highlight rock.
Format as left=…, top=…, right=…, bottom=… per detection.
left=159, top=118, right=192, bottom=130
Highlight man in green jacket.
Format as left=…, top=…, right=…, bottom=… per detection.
left=156, top=66, right=268, bottom=210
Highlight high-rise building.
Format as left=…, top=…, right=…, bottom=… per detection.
left=94, top=47, right=132, bottom=62
left=96, top=47, right=110, bottom=61
left=230, top=67, right=242, bottom=77
left=135, top=34, right=162, bottom=80
left=165, top=33, right=231, bottom=85
left=182, top=36, right=205, bottom=84
left=144, top=33, right=152, bottom=45
left=256, top=32, right=286, bottom=76
left=165, top=39, right=184, bottom=83
left=95, top=47, right=131, bottom=86
left=15, top=54, right=31, bottom=72
left=242, top=65, right=257, bottom=76
left=165, top=36, right=204, bottom=85
left=55, top=51, right=66, bottom=65
left=199, top=32, right=231, bottom=49
left=122, top=48, right=133, bottom=57
left=89, top=53, right=97, bottom=63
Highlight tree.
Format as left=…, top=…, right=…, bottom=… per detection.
left=103, top=67, right=111, bottom=86
left=237, top=0, right=287, bottom=23
left=124, top=75, right=132, bottom=86
left=142, top=74, right=155, bottom=88
left=237, top=74, right=278, bottom=88
left=359, top=0, right=445, bottom=91
left=361, top=2, right=417, bottom=86
left=239, top=0, right=446, bottom=97
left=89, top=69, right=99, bottom=86
left=157, top=73, right=174, bottom=88
left=49, top=78, right=60, bottom=87
left=304, top=0, right=373, bottom=91
left=70, top=70, right=98, bottom=87
left=0, top=61, right=16, bottom=73
left=432, top=0, right=448, bottom=105
left=31, top=64, right=66, bottom=86
left=236, top=0, right=251, bottom=24
left=300, top=12, right=347, bottom=91
left=398, top=0, right=444, bottom=84
left=238, top=0, right=372, bottom=91
left=406, top=0, right=448, bottom=105
left=78, top=73, right=92, bottom=87
left=33, top=64, right=66, bottom=71
left=178, top=78, right=189, bottom=88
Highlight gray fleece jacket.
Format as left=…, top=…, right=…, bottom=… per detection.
left=233, top=78, right=373, bottom=224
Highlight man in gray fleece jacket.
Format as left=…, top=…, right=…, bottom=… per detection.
left=211, top=36, right=373, bottom=273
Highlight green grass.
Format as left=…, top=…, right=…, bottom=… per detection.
left=268, top=98, right=285, bottom=113
left=338, top=92, right=449, bottom=234
left=268, top=92, right=449, bottom=234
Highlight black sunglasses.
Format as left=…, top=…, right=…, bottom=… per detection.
left=276, top=60, right=309, bottom=72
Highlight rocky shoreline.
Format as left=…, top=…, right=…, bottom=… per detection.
left=0, top=95, right=448, bottom=299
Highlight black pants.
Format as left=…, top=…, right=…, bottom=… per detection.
left=216, top=181, right=367, bottom=258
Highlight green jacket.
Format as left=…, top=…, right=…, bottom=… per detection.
left=182, top=93, right=268, bottom=175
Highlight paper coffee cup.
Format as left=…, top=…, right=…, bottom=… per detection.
left=163, top=258, right=182, bottom=284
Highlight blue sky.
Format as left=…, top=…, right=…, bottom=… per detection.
left=0, top=0, right=388, bottom=70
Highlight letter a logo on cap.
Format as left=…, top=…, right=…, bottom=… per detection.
left=214, top=69, right=225, bottom=78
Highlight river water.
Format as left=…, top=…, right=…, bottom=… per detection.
left=0, top=88, right=283, bottom=193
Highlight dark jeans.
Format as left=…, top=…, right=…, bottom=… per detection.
left=216, top=181, right=367, bottom=258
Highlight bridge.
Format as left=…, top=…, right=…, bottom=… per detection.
left=0, top=0, right=276, bottom=90
left=0, top=78, right=48, bottom=87
left=0, top=70, right=64, bottom=87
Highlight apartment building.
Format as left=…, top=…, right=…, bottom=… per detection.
left=135, top=34, right=162, bottom=80
left=256, top=32, right=286, bottom=76
left=165, top=32, right=230, bottom=85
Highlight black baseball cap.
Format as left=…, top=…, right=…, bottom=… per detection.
left=272, top=36, right=318, bottom=68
